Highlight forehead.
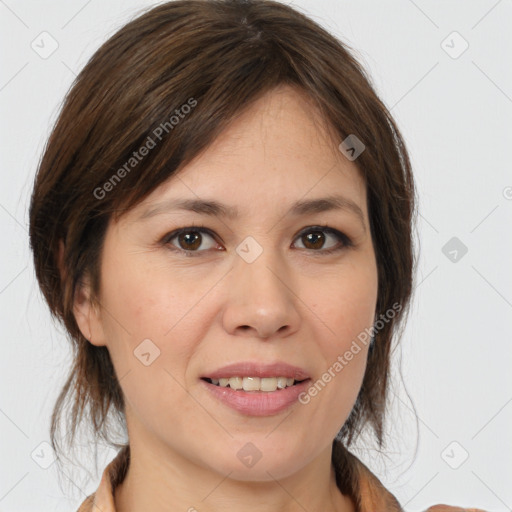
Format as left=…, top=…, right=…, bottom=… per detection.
left=125, top=85, right=368, bottom=225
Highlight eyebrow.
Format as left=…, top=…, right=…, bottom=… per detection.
left=136, top=195, right=366, bottom=231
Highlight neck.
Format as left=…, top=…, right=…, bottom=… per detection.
left=114, top=436, right=355, bottom=512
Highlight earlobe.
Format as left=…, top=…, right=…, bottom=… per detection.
left=73, top=276, right=107, bottom=347
left=58, top=239, right=106, bottom=347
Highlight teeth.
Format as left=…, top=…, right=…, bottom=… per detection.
left=229, top=377, right=243, bottom=390
left=260, top=377, right=277, bottom=392
left=243, top=376, right=261, bottom=391
left=209, top=376, right=299, bottom=391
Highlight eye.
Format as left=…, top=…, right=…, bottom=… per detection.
left=162, top=225, right=220, bottom=256
left=161, top=224, right=353, bottom=257
left=293, top=225, right=353, bottom=254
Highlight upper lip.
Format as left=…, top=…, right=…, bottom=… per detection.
left=202, top=362, right=311, bottom=381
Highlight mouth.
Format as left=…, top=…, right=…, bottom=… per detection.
left=199, top=361, right=312, bottom=416
left=199, top=375, right=312, bottom=416
left=201, top=376, right=310, bottom=392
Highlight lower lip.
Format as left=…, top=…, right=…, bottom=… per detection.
left=200, top=379, right=311, bottom=416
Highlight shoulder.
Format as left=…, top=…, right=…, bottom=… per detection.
left=76, top=493, right=95, bottom=512
left=332, top=440, right=402, bottom=511
left=74, top=445, right=129, bottom=512
left=424, top=506, right=489, bottom=512
left=331, top=440, right=488, bottom=512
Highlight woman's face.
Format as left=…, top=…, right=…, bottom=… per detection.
left=76, top=85, right=378, bottom=481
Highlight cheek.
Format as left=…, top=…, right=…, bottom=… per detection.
left=310, top=263, right=378, bottom=345
left=97, top=254, right=207, bottom=402
left=305, top=260, right=377, bottom=404
left=115, top=365, right=206, bottom=456
left=99, top=252, right=185, bottom=340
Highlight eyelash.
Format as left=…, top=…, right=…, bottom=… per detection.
left=159, top=224, right=354, bottom=257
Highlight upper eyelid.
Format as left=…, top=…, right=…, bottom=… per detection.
left=162, top=225, right=351, bottom=249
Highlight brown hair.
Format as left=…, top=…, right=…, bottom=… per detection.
left=29, top=0, right=417, bottom=490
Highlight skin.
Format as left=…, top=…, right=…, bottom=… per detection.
left=73, top=84, right=379, bottom=512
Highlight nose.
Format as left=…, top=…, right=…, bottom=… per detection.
left=221, top=246, right=301, bottom=340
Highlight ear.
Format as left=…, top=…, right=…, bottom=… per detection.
left=58, top=239, right=107, bottom=347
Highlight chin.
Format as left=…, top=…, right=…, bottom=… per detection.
left=216, top=460, right=301, bottom=483
left=202, top=441, right=311, bottom=482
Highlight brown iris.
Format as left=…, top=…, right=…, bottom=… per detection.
left=302, top=231, right=325, bottom=250
left=177, top=231, right=202, bottom=250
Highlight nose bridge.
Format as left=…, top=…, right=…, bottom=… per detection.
left=234, top=234, right=286, bottom=294
left=222, top=234, right=300, bottom=338
left=235, top=232, right=287, bottom=299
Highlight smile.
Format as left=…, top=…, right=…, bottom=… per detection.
left=202, top=376, right=306, bottom=392
left=200, top=377, right=312, bottom=416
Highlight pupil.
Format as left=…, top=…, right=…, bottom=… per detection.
left=305, top=231, right=323, bottom=249
left=178, top=231, right=325, bottom=251
left=180, top=232, right=200, bottom=250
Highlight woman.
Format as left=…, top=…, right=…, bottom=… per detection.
left=28, top=1, right=486, bottom=511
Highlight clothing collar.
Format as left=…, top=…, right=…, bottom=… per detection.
left=77, top=440, right=403, bottom=511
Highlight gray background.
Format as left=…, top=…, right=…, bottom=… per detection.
left=1, top=0, right=511, bottom=510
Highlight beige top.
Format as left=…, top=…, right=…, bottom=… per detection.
left=76, top=440, right=488, bottom=512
